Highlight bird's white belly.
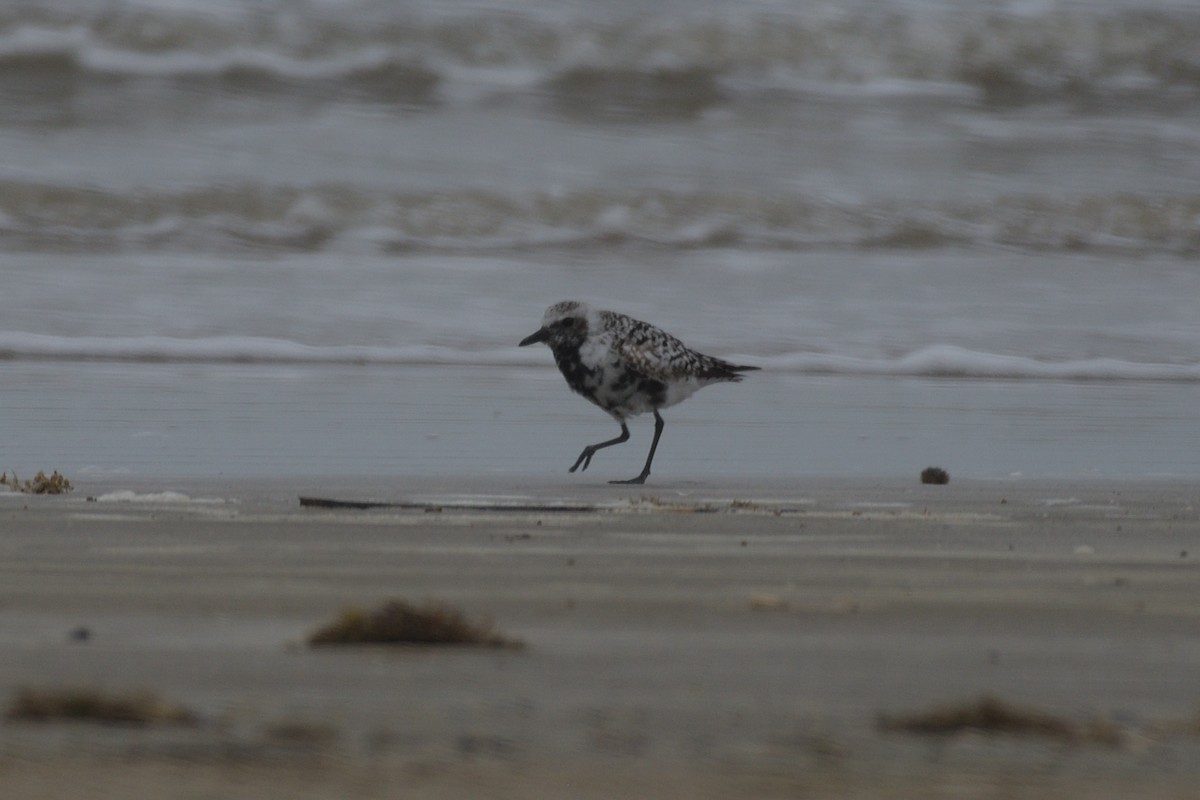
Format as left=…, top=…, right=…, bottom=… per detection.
left=572, top=330, right=703, bottom=418
left=659, top=378, right=702, bottom=408
left=590, top=371, right=701, bottom=418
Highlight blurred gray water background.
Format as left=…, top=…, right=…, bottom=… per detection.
left=1, top=0, right=1198, bottom=479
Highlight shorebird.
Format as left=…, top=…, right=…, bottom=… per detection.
left=519, top=300, right=759, bottom=484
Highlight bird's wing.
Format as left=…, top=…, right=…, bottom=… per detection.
left=604, top=312, right=697, bottom=382
left=605, top=310, right=751, bottom=383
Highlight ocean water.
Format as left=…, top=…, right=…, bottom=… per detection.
left=2, top=0, right=1199, bottom=480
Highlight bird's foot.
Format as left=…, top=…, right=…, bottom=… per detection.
left=609, top=474, right=648, bottom=485
left=569, top=449, right=594, bottom=473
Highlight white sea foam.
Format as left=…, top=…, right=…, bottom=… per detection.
left=760, top=346, right=1200, bottom=382
left=3, top=181, right=1196, bottom=256
left=1, top=332, right=1197, bottom=382
left=0, top=333, right=485, bottom=366
left=93, top=490, right=232, bottom=505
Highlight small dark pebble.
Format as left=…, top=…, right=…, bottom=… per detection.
left=69, top=626, right=91, bottom=642
left=920, top=467, right=950, bottom=485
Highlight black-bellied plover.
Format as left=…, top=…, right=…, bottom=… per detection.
left=519, top=300, right=759, bottom=484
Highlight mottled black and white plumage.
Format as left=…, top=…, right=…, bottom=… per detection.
left=519, top=300, right=759, bottom=484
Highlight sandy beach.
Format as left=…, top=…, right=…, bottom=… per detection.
left=1, top=476, right=1197, bottom=798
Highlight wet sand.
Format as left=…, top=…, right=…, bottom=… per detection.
left=1, top=476, right=1198, bottom=798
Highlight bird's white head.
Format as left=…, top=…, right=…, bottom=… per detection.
left=541, top=300, right=590, bottom=328
left=519, top=300, right=592, bottom=348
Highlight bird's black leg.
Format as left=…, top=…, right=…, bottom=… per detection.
left=610, top=410, right=664, bottom=485
left=569, top=422, right=630, bottom=473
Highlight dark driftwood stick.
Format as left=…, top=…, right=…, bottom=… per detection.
left=299, top=496, right=594, bottom=513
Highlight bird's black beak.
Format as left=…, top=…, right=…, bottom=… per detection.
left=519, top=327, right=549, bottom=347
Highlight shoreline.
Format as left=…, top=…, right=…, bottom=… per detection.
left=2, top=476, right=1198, bottom=798
left=3, top=361, right=1199, bottom=481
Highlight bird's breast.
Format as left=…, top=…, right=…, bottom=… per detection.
left=550, top=338, right=668, bottom=418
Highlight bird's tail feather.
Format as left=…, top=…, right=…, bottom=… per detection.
left=700, top=360, right=760, bottom=381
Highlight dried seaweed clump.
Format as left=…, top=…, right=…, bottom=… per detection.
left=7, top=686, right=197, bottom=726
left=308, top=599, right=522, bottom=649
left=877, top=694, right=1120, bottom=745
left=1, top=470, right=73, bottom=494
left=920, top=466, right=950, bottom=485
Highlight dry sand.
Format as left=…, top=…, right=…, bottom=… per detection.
left=1, top=476, right=1198, bottom=798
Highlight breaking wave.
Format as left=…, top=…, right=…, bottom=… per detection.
left=1, top=332, right=1197, bottom=382
left=2, top=180, right=1197, bottom=255
left=1, top=2, right=1198, bottom=112
left=760, top=345, right=1200, bottom=382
